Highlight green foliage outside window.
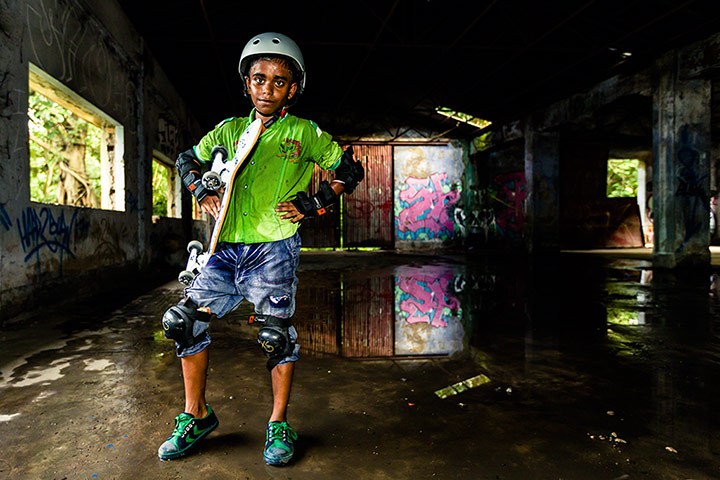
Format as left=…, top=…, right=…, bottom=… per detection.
left=152, top=160, right=169, bottom=217
left=607, top=158, right=639, bottom=198
left=28, top=89, right=102, bottom=206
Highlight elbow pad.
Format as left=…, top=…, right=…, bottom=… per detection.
left=176, top=149, right=215, bottom=203
left=333, top=147, right=364, bottom=194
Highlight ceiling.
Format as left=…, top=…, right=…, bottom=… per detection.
left=119, top=0, right=720, bottom=139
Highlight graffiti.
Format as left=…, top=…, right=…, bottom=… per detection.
left=25, top=0, right=135, bottom=118
left=16, top=206, right=77, bottom=267
left=488, top=172, right=526, bottom=238
left=396, top=173, right=461, bottom=241
left=453, top=207, right=466, bottom=236
left=158, top=115, right=180, bottom=155
left=73, top=214, right=91, bottom=243
left=345, top=198, right=393, bottom=219
left=396, top=266, right=461, bottom=328
left=91, top=218, right=127, bottom=263
left=675, top=126, right=709, bottom=251
left=0, top=205, right=12, bottom=231
left=454, top=272, right=496, bottom=293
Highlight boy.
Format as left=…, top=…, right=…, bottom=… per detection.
left=157, top=32, right=364, bottom=466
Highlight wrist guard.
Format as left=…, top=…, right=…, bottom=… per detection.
left=291, top=181, right=338, bottom=218
left=334, top=147, right=364, bottom=194
left=176, top=148, right=216, bottom=203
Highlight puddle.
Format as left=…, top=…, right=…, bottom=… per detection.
left=10, top=356, right=78, bottom=388
left=0, top=413, right=21, bottom=422
left=83, top=359, right=114, bottom=371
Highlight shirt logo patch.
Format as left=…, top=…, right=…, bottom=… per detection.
left=277, top=138, right=302, bottom=162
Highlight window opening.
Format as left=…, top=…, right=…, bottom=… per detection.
left=28, top=63, right=124, bottom=210
left=152, top=151, right=181, bottom=218
left=606, top=158, right=639, bottom=198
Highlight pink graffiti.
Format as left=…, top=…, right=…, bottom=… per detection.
left=397, top=173, right=460, bottom=239
left=397, top=266, right=460, bottom=328
left=492, top=172, right=526, bottom=234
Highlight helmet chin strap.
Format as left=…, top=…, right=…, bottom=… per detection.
left=256, top=105, right=288, bottom=128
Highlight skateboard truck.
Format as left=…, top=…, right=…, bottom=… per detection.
left=178, top=240, right=208, bottom=286
left=201, top=145, right=229, bottom=191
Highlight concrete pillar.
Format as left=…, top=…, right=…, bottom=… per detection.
left=652, top=52, right=711, bottom=268
left=524, top=124, right=560, bottom=253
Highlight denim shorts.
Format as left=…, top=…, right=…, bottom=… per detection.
left=177, top=232, right=301, bottom=364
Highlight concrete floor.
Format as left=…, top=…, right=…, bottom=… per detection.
left=1, top=251, right=719, bottom=479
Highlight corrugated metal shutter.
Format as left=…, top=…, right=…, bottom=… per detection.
left=297, top=165, right=340, bottom=248
left=343, top=145, right=394, bottom=248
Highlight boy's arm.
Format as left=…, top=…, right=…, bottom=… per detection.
left=276, top=147, right=363, bottom=223
left=176, top=148, right=222, bottom=219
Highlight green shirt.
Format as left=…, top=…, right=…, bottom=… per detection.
left=194, top=110, right=343, bottom=244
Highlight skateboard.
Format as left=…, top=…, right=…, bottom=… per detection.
left=178, top=118, right=263, bottom=285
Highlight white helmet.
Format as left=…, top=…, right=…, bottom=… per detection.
left=239, top=32, right=306, bottom=94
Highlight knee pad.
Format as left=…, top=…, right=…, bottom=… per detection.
left=162, top=298, right=214, bottom=352
left=249, top=314, right=295, bottom=371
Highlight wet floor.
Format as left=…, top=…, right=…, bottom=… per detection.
left=1, top=251, right=720, bottom=479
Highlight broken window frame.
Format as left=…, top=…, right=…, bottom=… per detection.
left=28, top=63, right=125, bottom=211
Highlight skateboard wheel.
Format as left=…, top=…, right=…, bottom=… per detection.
left=202, top=171, right=222, bottom=191
left=178, top=270, right=195, bottom=286
left=187, top=240, right=204, bottom=254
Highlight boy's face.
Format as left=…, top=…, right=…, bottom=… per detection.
left=245, top=59, right=298, bottom=117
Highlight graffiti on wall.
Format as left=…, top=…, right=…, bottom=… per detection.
left=488, top=172, right=526, bottom=238
left=1, top=205, right=12, bottom=231
left=675, top=125, right=709, bottom=252
left=396, top=173, right=461, bottom=241
left=91, top=218, right=128, bottom=263
left=395, top=265, right=461, bottom=328
left=16, top=206, right=77, bottom=268
left=25, top=0, right=137, bottom=119
left=158, top=115, right=180, bottom=156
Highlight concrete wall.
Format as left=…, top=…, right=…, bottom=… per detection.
left=0, top=0, right=203, bottom=320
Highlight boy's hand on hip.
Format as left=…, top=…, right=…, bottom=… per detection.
left=276, top=202, right=305, bottom=223
left=200, top=195, right=222, bottom=220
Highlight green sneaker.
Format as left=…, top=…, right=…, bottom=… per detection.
left=157, top=405, right=218, bottom=460
left=264, top=421, right=298, bottom=466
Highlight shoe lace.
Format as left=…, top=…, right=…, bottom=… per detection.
left=172, top=414, right=193, bottom=438
left=268, top=422, right=288, bottom=441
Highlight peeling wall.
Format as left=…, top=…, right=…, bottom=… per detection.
left=394, top=141, right=466, bottom=249
left=0, top=0, right=202, bottom=320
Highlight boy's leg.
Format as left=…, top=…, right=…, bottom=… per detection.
left=183, top=348, right=209, bottom=418
left=158, top=245, right=240, bottom=460
left=265, top=360, right=299, bottom=466
left=269, top=362, right=295, bottom=422
left=241, top=234, right=302, bottom=466
left=157, top=342, right=218, bottom=460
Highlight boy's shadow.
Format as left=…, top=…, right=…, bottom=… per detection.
left=289, top=433, right=320, bottom=463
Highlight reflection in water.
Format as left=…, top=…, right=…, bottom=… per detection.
left=434, top=373, right=491, bottom=399
left=292, top=255, right=720, bottom=475
left=296, top=263, right=465, bottom=358
left=395, top=265, right=464, bottom=356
